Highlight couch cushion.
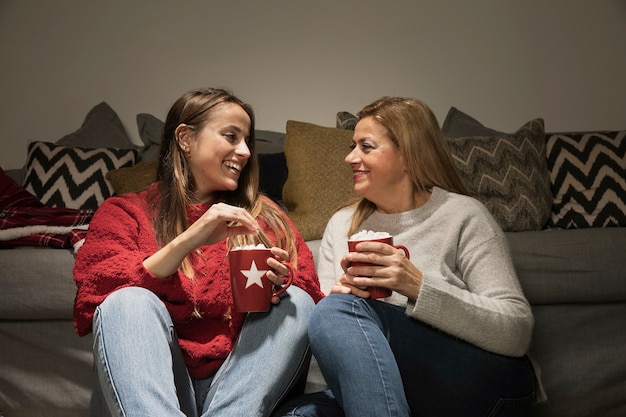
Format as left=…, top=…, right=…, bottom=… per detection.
left=258, top=152, right=288, bottom=203
left=56, top=102, right=136, bottom=150
left=106, top=160, right=158, bottom=195
left=0, top=247, right=77, bottom=319
left=529, top=302, right=626, bottom=417
left=0, top=320, right=93, bottom=416
left=336, top=111, right=358, bottom=130
left=22, top=142, right=138, bottom=209
left=446, top=119, right=553, bottom=231
left=136, top=112, right=164, bottom=162
left=506, top=227, right=626, bottom=304
left=282, top=120, right=357, bottom=241
left=441, top=106, right=507, bottom=138
left=546, top=130, right=626, bottom=229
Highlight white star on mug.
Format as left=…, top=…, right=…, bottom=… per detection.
left=241, top=261, right=268, bottom=289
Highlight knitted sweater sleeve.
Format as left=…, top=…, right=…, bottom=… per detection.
left=73, top=194, right=190, bottom=336
left=406, top=199, right=534, bottom=357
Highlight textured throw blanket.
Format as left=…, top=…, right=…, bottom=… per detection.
left=0, top=167, right=93, bottom=252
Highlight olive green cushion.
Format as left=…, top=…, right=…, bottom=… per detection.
left=105, top=160, right=158, bottom=195
left=282, top=120, right=357, bottom=241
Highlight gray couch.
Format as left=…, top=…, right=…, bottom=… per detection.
left=1, top=105, right=625, bottom=417
left=2, top=229, right=625, bottom=417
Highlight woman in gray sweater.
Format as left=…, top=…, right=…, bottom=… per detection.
left=273, top=97, right=537, bottom=417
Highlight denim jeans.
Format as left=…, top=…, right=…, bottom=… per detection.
left=273, top=294, right=536, bottom=417
left=89, top=285, right=314, bottom=417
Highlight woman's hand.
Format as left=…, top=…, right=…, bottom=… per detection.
left=184, top=202, right=259, bottom=249
left=332, top=241, right=423, bottom=301
left=144, top=203, right=259, bottom=279
left=266, top=247, right=292, bottom=305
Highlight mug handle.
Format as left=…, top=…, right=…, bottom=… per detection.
left=271, top=262, right=294, bottom=298
left=394, top=245, right=410, bottom=260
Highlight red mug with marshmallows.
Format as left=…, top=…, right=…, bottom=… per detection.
left=347, top=232, right=410, bottom=299
left=229, top=246, right=294, bottom=312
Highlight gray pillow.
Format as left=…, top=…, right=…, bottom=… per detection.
left=136, top=113, right=165, bottom=162
left=56, top=102, right=136, bottom=149
left=336, top=111, right=358, bottom=130
left=447, top=118, right=553, bottom=232
left=442, top=106, right=507, bottom=138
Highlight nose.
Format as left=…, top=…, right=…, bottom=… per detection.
left=345, top=146, right=359, bottom=165
left=236, top=140, right=251, bottom=157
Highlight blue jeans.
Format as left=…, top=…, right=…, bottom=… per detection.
left=89, top=285, right=314, bottom=417
left=273, top=294, right=535, bottom=417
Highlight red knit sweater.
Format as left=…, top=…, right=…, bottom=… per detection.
left=73, top=184, right=324, bottom=379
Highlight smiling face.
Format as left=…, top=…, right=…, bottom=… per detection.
left=176, top=102, right=251, bottom=202
left=346, top=116, right=414, bottom=212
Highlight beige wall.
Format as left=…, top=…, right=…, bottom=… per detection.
left=1, top=0, right=625, bottom=169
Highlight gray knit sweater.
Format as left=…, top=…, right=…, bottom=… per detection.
left=317, top=187, right=534, bottom=357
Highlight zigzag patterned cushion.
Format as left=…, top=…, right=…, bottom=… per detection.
left=546, top=130, right=626, bottom=228
left=22, top=142, right=138, bottom=209
left=446, top=119, right=553, bottom=232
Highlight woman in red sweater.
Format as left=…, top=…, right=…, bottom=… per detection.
left=73, top=88, right=324, bottom=417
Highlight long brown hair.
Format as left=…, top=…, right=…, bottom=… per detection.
left=347, top=96, right=470, bottom=235
left=152, top=88, right=297, bottom=275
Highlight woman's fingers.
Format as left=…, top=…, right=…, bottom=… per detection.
left=266, top=248, right=290, bottom=286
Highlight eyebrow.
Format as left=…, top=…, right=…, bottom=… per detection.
left=221, top=123, right=250, bottom=136
left=224, top=124, right=242, bottom=132
left=352, top=136, right=372, bottom=143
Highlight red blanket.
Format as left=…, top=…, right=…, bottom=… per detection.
left=0, top=167, right=93, bottom=250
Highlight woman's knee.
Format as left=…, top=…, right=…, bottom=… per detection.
left=283, top=285, right=316, bottom=316
left=96, top=286, right=170, bottom=329
left=308, top=294, right=357, bottom=340
left=100, top=286, right=159, bottom=311
left=311, top=294, right=349, bottom=315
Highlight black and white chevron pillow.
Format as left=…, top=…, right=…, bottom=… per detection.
left=546, top=130, right=626, bottom=228
left=22, top=142, right=138, bottom=210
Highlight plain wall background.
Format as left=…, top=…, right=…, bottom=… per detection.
left=1, top=0, right=625, bottom=169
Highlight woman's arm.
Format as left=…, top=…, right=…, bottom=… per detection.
left=407, top=211, right=534, bottom=357
left=143, top=202, right=259, bottom=278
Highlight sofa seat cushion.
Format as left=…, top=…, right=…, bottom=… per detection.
left=507, top=227, right=626, bottom=304
left=529, top=302, right=626, bottom=417
left=0, top=247, right=76, bottom=319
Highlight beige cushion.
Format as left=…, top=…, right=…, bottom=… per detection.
left=282, top=120, right=357, bottom=241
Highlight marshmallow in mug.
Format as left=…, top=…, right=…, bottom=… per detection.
left=231, top=243, right=268, bottom=250
left=348, top=230, right=392, bottom=241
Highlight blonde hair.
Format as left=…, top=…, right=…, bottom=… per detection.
left=347, top=96, right=470, bottom=235
left=151, top=88, right=297, bottom=276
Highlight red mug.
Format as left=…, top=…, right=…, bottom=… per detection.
left=229, top=247, right=294, bottom=312
left=347, top=236, right=410, bottom=299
